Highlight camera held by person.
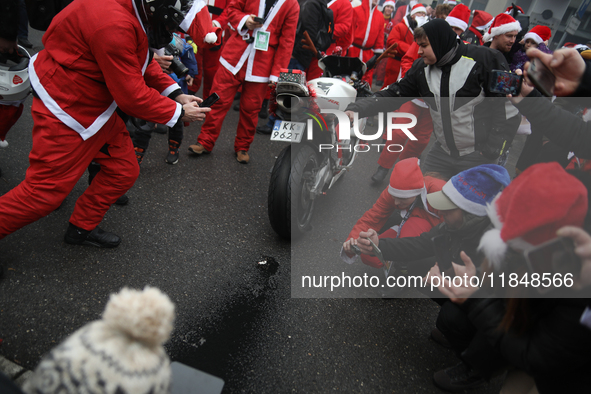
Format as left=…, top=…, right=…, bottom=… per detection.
left=164, top=34, right=189, bottom=78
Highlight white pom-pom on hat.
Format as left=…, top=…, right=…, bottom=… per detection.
left=478, top=228, right=508, bottom=271
left=0, top=140, right=8, bottom=148
left=204, top=32, right=217, bottom=44
left=103, top=286, right=175, bottom=347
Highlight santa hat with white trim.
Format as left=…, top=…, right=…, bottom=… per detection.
left=504, top=5, right=524, bottom=15
left=483, top=13, right=522, bottom=43
left=471, top=10, right=493, bottom=32
left=523, top=25, right=552, bottom=45
left=410, top=3, right=427, bottom=16
left=388, top=157, right=425, bottom=199
left=446, top=3, right=470, bottom=32
left=478, top=162, right=588, bottom=270
left=426, top=164, right=510, bottom=217
left=383, top=1, right=396, bottom=9
left=443, top=0, right=458, bottom=5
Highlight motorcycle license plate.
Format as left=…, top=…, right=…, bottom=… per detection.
left=270, top=120, right=305, bottom=143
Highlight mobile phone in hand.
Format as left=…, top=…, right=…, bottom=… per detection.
left=524, top=236, right=581, bottom=293
left=527, top=58, right=556, bottom=97
left=432, top=234, right=453, bottom=272
left=200, top=92, right=220, bottom=108
left=489, top=70, right=523, bottom=96
left=253, top=16, right=265, bottom=24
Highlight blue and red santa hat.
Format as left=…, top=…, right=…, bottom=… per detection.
left=426, top=164, right=511, bottom=217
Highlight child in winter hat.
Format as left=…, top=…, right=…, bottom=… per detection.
left=511, top=25, right=553, bottom=72
left=23, top=286, right=175, bottom=394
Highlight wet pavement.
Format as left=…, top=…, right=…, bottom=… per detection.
left=0, top=28, right=521, bottom=393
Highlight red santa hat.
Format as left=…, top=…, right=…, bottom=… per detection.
left=523, top=25, right=552, bottom=45
left=471, top=10, right=493, bottom=32
left=504, top=5, right=524, bottom=15
left=483, top=13, right=522, bottom=43
left=446, top=3, right=470, bottom=32
left=410, top=3, right=427, bottom=16
left=388, top=158, right=425, bottom=198
left=479, top=162, right=588, bottom=269
left=383, top=1, right=396, bottom=9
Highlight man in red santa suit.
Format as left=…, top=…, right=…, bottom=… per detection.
left=382, top=3, right=427, bottom=87
left=348, top=0, right=385, bottom=87
left=188, top=0, right=299, bottom=164
left=306, top=0, right=355, bottom=80
left=0, top=0, right=216, bottom=246
left=342, top=157, right=443, bottom=269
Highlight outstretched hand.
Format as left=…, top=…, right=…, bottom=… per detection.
left=526, top=48, right=585, bottom=96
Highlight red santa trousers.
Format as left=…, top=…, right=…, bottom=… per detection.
left=0, top=98, right=139, bottom=238
left=0, top=104, right=24, bottom=142
left=197, top=65, right=268, bottom=152
left=377, top=100, right=433, bottom=169
left=193, top=45, right=224, bottom=98
left=361, top=215, right=432, bottom=268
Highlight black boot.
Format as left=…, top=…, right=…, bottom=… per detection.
left=259, top=99, right=269, bottom=119
left=432, top=362, right=486, bottom=392
left=64, top=223, right=121, bottom=248
left=371, top=166, right=389, bottom=183
left=166, top=139, right=180, bottom=165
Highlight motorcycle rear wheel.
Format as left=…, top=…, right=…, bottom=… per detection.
left=268, top=144, right=319, bottom=240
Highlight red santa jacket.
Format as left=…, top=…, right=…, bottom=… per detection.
left=383, top=17, right=415, bottom=86
left=400, top=40, right=419, bottom=78
left=219, top=0, right=299, bottom=83
left=326, top=0, right=354, bottom=53
left=347, top=176, right=444, bottom=240
left=348, top=0, right=385, bottom=62
left=181, top=0, right=223, bottom=47
left=30, top=0, right=183, bottom=141
left=206, top=0, right=229, bottom=28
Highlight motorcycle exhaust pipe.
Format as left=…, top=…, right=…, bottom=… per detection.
left=276, top=93, right=305, bottom=114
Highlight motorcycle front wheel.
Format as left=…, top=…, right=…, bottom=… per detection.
left=268, top=144, right=319, bottom=240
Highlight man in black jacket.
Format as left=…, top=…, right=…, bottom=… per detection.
left=345, top=19, right=521, bottom=180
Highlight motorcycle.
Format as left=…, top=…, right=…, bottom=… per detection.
left=267, top=51, right=384, bottom=240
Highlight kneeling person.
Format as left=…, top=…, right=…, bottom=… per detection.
left=342, top=158, right=444, bottom=268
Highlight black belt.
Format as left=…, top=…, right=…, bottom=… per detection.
left=352, top=43, right=374, bottom=51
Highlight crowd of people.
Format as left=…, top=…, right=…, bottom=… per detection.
left=1, top=0, right=591, bottom=392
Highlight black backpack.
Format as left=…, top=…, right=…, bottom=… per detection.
left=298, top=0, right=334, bottom=52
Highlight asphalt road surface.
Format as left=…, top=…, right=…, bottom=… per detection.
left=0, top=28, right=512, bottom=393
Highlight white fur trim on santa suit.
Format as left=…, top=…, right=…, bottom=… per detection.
left=220, top=0, right=289, bottom=83
left=441, top=181, right=488, bottom=217
left=359, top=3, right=377, bottom=61
left=523, top=32, right=543, bottom=45
left=29, top=54, right=119, bottom=141
left=446, top=16, right=467, bottom=32
left=180, top=0, right=207, bottom=33
left=483, top=21, right=522, bottom=43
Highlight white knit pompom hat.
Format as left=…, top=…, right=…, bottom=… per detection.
left=23, top=286, right=175, bottom=394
